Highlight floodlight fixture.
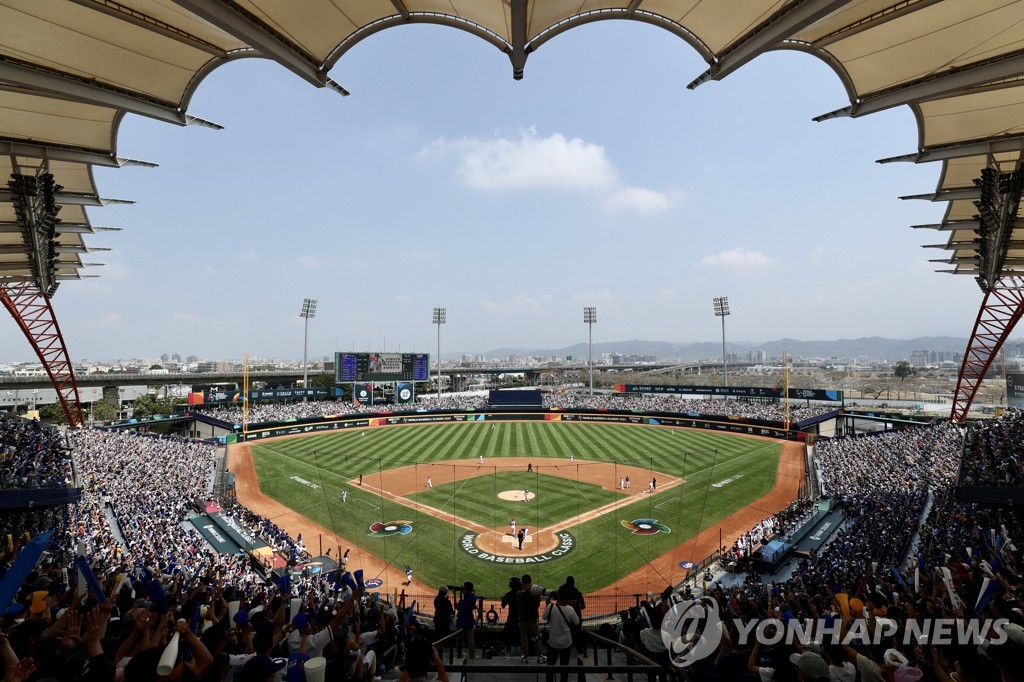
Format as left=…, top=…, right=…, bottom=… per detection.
left=300, top=298, right=318, bottom=400
left=433, top=307, right=446, bottom=397
left=584, top=307, right=597, bottom=395
left=712, top=296, right=730, bottom=387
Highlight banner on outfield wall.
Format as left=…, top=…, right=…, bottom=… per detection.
left=613, top=384, right=842, bottom=402
left=395, top=382, right=415, bottom=405
left=241, top=419, right=371, bottom=441
left=1008, top=373, right=1024, bottom=408
left=235, top=410, right=797, bottom=441
left=249, top=388, right=329, bottom=400
left=353, top=383, right=373, bottom=406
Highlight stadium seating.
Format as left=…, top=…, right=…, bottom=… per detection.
left=0, top=405, right=1021, bottom=681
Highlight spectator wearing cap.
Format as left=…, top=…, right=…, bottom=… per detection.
left=790, top=651, right=831, bottom=682
left=286, top=592, right=354, bottom=658
left=236, top=652, right=286, bottom=682
left=455, top=581, right=477, bottom=660
left=433, top=585, right=453, bottom=645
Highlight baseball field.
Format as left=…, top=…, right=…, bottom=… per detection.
left=231, top=420, right=803, bottom=601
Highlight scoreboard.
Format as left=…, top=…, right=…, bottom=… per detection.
left=335, top=352, right=430, bottom=383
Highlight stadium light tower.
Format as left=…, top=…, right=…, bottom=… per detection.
left=712, top=296, right=730, bottom=387
left=300, top=298, right=317, bottom=398
left=433, top=307, right=446, bottom=397
left=584, top=306, right=597, bottom=395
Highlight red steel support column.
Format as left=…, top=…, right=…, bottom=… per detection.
left=950, top=276, right=1024, bottom=423
left=0, top=281, right=84, bottom=426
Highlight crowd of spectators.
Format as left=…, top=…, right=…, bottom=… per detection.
left=196, top=392, right=837, bottom=427
left=3, top=406, right=1024, bottom=680
left=70, top=430, right=227, bottom=578
left=620, top=421, right=1023, bottom=682
left=959, top=409, right=1024, bottom=487
left=0, top=417, right=71, bottom=489
left=801, top=424, right=962, bottom=584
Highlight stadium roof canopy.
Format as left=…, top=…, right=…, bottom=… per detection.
left=2, top=0, right=1024, bottom=423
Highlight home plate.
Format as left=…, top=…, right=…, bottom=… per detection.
left=498, top=490, right=535, bottom=502
left=501, top=533, right=533, bottom=544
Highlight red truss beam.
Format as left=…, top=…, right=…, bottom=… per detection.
left=951, top=276, right=1024, bottom=423
left=0, top=281, right=83, bottom=426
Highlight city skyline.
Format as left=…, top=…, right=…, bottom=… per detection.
left=0, top=22, right=989, bottom=362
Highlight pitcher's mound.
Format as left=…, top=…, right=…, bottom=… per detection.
left=498, top=490, right=535, bottom=502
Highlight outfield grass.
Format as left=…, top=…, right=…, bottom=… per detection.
left=408, top=471, right=627, bottom=528
left=250, top=421, right=781, bottom=597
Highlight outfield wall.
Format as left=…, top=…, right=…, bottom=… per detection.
left=235, top=408, right=818, bottom=442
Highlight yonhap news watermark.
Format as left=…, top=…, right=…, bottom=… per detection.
left=660, top=598, right=1012, bottom=667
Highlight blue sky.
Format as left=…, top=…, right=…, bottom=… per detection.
left=11, top=21, right=984, bottom=362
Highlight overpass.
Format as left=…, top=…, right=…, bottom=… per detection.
left=0, top=361, right=751, bottom=394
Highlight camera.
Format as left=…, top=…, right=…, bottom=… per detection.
left=528, top=584, right=552, bottom=599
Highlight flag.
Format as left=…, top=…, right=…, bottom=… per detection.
left=0, top=531, right=51, bottom=613
left=74, top=556, right=106, bottom=602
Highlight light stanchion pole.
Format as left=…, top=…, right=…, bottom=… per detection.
left=584, top=306, right=597, bottom=395
left=433, top=307, right=446, bottom=398
left=712, top=296, right=730, bottom=387
left=300, top=298, right=318, bottom=401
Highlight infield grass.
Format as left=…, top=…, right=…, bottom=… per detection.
left=408, top=471, right=627, bottom=528
left=249, top=421, right=783, bottom=597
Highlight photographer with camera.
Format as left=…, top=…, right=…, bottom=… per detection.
left=500, top=577, right=521, bottom=653
left=454, top=581, right=477, bottom=660
left=515, top=575, right=545, bottom=664
left=542, top=590, right=579, bottom=682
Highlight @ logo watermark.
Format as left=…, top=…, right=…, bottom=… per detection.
left=661, top=598, right=723, bottom=667
left=661, top=608, right=1011, bottom=667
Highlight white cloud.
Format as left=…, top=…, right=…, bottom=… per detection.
left=172, top=313, right=202, bottom=323
left=656, top=289, right=677, bottom=301
left=479, top=293, right=554, bottom=316
left=420, top=128, right=679, bottom=215
left=603, top=186, right=679, bottom=214
left=297, top=255, right=322, bottom=268
left=394, top=295, right=413, bottom=304
left=698, top=248, right=777, bottom=273
left=423, top=128, right=615, bottom=190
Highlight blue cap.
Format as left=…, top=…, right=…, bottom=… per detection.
left=233, top=610, right=249, bottom=627
left=292, top=613, right=308, bottom=629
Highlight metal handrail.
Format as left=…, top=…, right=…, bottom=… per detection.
left=433, top=628, right=464, bottom=648
left=584, top=630, right=661, bottom=668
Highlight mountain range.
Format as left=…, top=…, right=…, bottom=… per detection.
left=475, top=336, right=1024, bottom=363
